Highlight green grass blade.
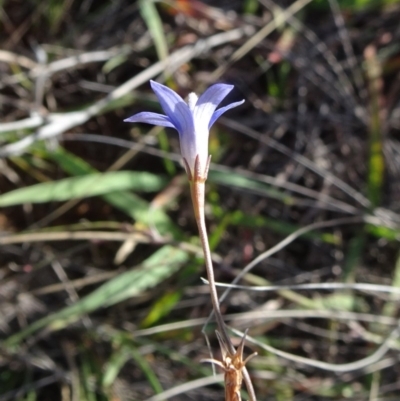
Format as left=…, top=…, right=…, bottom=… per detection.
left=208, top=170, right=295, bottom=204
left=0, top=171, right=167, bottom=206
left=139, top=0, right=168, bottom=61
left=103, top=336, right=164, bottom=395
left=46, top=146, right=180, bottom=236
left=243, top=0, right=259, bottom=14
left=382, top=251, right=400, bottom=317
left=342, top=233, right=366, bottom=283
left=102, top=347, right=131, bottom=389
left=366, top=223, right=400, bottom=241
left=141, top=291, right=182, bottom=328
left=365, top=46, right=385, bottom=208
left=47, top=146, right=96, bottom=176
left=129, top=345, right=164, bottom=394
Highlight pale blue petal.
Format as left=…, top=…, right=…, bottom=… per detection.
left=193, top=83, right=234, bottom=125
left=124, top=112, right=176, bottom=129
left=150, top=80, right=194, bottom=134
left=208, top=99, right=245, bottom=129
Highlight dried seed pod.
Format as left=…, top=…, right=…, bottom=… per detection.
left=202, top=329, right=257, bottom=401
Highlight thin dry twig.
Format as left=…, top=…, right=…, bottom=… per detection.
left=233, top=323, right=400, bottom=373
left=132, top=309, right=398, bottom=338
left=142, top=374, right=224, bottom=401
left=210, top=0, right=314, bottom=81
left=207, top=281, right=400, bottom=296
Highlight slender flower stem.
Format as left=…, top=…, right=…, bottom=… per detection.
left=190, top=180, right=233, bottom=351
left=189, top=156, right=257, bottom=401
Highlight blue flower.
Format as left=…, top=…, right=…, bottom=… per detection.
left=124, top=80, right=244, bottom=180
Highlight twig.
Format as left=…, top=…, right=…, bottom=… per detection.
left=0, top=230, right=151, bottom=245
left=232, top=324, right=400, bottom=373
left=0, top=114, right=44, bottom=134
left=205, top=280, right=400, bottom=296
left=133, top=309, right=398, bottom=338
left=143, top=374, right=224, bottom=401
left=0, top=49, right=38, bottom=69
left=1, top=48, right=129, bottom=87
left=210, top=0, right=313, bottom=81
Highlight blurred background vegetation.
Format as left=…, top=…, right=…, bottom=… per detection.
left=1, top=0, right=400, bottom=400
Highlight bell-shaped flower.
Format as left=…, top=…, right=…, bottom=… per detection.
left=124, top=80, right=244, bottom=181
